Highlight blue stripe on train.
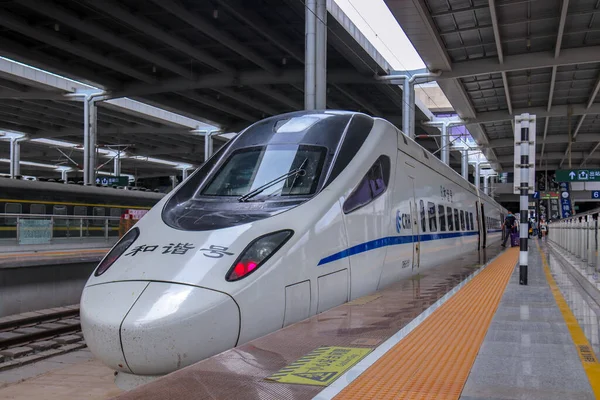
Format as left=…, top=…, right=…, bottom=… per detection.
left=317, top=230, right=501, bottom=266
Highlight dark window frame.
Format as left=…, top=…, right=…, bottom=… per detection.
left=343, top=155, right=391, bottom=214
left=438, top=204, right=446, bottom=232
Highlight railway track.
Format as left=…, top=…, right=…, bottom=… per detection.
left=0, top=305, right=86, bottom=371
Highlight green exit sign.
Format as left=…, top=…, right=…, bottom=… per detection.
left=556, top=169, right=600, bottom=182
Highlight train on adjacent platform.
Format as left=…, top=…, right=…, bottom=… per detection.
left=79, top=110, right=508, bottom=389
left=0, top=179, right=163, bottom=239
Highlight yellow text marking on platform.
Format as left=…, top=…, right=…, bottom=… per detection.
left=266, top=346, right=372, bottom=386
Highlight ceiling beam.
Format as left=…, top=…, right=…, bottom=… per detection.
left=581, top=142, right=600, bottom=166
left=490, top=133, right=599, bottom=148
left=111, top=69, right=372, bottom=99
left=0, top=10, right=156, bottom=83
left=471, top=103, right=600, bottom=124
left=0, top=90, right=72, bottom=100
left=555, top=0, right=570, bottom=58
left=82, top=0, right=233, bottom=75
left=149, top=0, right=280, bottom=74
left=16, top=0, right=192, bottom=79
left=559, top=114, right=586, bottom=167
left=488, top=0, right=513, bottom=115
left=252, top=85, right=302, bottom=110
left=332, top=84, right=383, bottom=116
left=177, top=92, right=257, bottom=122
left=219, top=0, right=304, bottom=64
left=213, top=88, right=279, bottom=116
left=587, top=73, right=600, bottom=109
left=434, top=46, right=600, bottom=79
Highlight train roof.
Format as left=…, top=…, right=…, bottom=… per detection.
left=0, top=178, right=165, bottom=200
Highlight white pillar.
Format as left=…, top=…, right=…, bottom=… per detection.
left=484, top=176, right=489, bottom=195
left=9, top=138, right=20, bottom=179
left=182, top=168, right=189, bottom=181
left=402, top=78, right=410, bottom=136
left=315, top=0, right=327, bottom=109
left=113, top=156, right=121, bottom=177
left=171, top=175, right=177, bottom=190
left=474, top=161, right=481, bottom=190
left=440, top=123, right=449, bottom=165
left=204, top=132, right=214, bottom=162
left=83, top=97, right=98, bottom=185
left=408, top=80, right=416, bottom=138
left=304, top=0, right=316, bottom=110
left=461, top=150, right=469, bottom=179
left=61, top=169, right=68, bottom=182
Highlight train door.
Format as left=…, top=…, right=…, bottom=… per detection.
left=480, top=202, right=487, bottom=248
left=409, top=176, right=420, bottom=270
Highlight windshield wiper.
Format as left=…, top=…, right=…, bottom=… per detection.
left=238, top=159, right=307, bottom=202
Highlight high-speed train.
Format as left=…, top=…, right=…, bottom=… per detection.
left=80, top=110, right=507, bottom=388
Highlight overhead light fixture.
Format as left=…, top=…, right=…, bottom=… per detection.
left=213, top=9, right=219, bottom=19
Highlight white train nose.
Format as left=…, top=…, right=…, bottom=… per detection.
left=81, top=281, right=240, bottom=376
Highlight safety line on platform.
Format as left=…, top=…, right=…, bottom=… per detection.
left=314, top=248, right=516, bottom=400
left=537, top=240, right=600, bottom=399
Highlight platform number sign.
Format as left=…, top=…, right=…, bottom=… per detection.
left=593, top=191, right=600, bottom=199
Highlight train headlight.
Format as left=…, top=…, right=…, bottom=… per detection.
left=94, top=227, right=139, bottom=277
left=226, top=230, right=293, bottom=282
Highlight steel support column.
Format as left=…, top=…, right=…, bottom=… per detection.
left=304, top=0, right=316, bottom=110
left=484, top=176, right=489, bottom=195
left=474, top=161, right=481, bottom=190
left=113, top=155, right=121, bottom=177
left=440, top=123, right=449, bottom=165
left=61, top=169, right=68, bottom=182
left=461, top=150, right=469, bottom=179
left=204, top=131, right=214, bottom=162
left=182, top=168, right=189, bottom=181
left=9, top=138, right=21, bottom=179
left=315, top=0, right=327, bottom=109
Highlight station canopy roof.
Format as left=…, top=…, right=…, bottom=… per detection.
left=386, top=0, right=600, bottom=172
left=0, top=0, right=442, bottom=178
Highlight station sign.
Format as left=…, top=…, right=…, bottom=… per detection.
left=95, top=176, right=129, bottom=186
left=532, top=191, right=559, bottom=200
left=555, top=169, right=600, bottom=182
left=592, top=191, right=600, bottom=199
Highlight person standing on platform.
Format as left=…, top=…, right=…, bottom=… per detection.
left=501, top=212, right=517, bottom=247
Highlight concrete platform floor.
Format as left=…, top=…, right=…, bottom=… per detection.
left=460, top=240, right=599, bottom=400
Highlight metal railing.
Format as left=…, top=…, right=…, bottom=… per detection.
left=548, top=215, right=599, bottom=285
left=1, top=213, right=121, bottom=245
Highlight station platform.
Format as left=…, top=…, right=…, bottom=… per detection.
left=0, top=247, right=108, bottom=317
left=108, top=240, right=600, bottom=400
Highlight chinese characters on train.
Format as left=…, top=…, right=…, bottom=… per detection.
left=440, top=185, right=453, bottom=202
left=124, top=243, right=234, bottom=258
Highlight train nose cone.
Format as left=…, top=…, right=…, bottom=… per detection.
left=80, top=282, right=240, bottom=377
left=120, top=282, right=240, bottom=376
left=80, top=281, right=149, bottom=373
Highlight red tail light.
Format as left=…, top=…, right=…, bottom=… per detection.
left=226, top=230, right=293, bottom=281
left=94, top=227, right=139, bottom=276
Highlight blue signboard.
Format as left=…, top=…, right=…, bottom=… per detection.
left=532, top=191, right=540, bottom=199
left=592, top=191, right=600, bottom=199
left=559, top=182, right=572, bottom=218
left=95, top=176, right=129, bottom=186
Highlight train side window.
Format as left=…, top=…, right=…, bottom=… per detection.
left=30, top=204, right=46, bottom=215
left=460, top=210, right=466, bottom=230
left=5, top=203, right=22, bottom=225
left=420, top=200, right=426, bottom=232
left=74, top=206, right=87, bottom=217
left=428, top=202, right=437, bottom=232
left=92, top=207, right=105, bottom=226
left=110, top=208, right=121, bottom=226
left=465, top=211, right=470, bottom=230
left=454, top=209, right=460, bottom=231
left=446, top=206, right=454, bottom=231
left=438, top=204, right=446, bottom=232
left=53, top=205, right=67, bottom=226
left=470, top=213, right=474, bottom=230
left=343, top=156, right=391, bottom=214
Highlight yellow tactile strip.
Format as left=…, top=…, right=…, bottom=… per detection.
left=537, top=241, right=600, bottom=399
left=335, top=247, right=518, bottom=400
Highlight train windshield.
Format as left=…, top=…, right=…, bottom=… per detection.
left=200, top=145, right=326, bottom=200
